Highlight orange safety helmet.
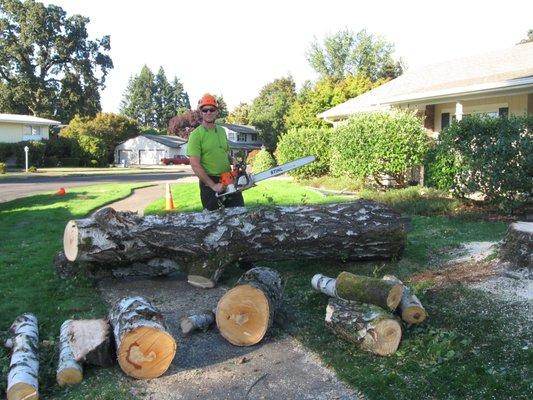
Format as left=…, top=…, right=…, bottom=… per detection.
left=197, top=93, right=218, bottom=110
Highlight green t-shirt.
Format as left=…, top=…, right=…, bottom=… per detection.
left=187, top=124, right=231, bottom=175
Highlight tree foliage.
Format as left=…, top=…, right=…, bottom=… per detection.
left=285, top=75, right=375, bottom=129
left=248, top=76, right=296, bottom=149
left=120, top=65, right=189, bottom=130
left=307, top=29, right=402, bottom=82
left=227, top=102, right=251, bottom=125
left=168, top=110, right=202, bottom=139
left=518, top=29, right=533, bottom=44
left=331, top=110, right=429, bottom=187
left=0, top=0, right=113, bottom=122
left=249, top=149, right=276, bottom=173
left=60, top=112, right=139, bottom=163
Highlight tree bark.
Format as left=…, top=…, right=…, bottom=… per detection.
left=316, top=271, right=403, bottom=311
left=6, top=314, right=39, bottom=400
left=499, top=222, right=532, bottom=271
left=216, top=267, right=284, bottom=346
left=62, top=201, right=406, bottom=284
left=325, top=298, right=402, bottom=356
left=56, top=320, right=83, bottom=386
left=382, top=275, right=427, bottom=324
left=108, top=296, right=176, bottom=379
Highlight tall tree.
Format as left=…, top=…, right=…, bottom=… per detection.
left=215, top=95, right=228, bottom=120
left=518, top=29, right=533, bottom=44
left=0, top=0, right=113, bottom=121
left=248, top=76, right=296, bottom=149
left=153, top=67, right=176, bottom=130
left=171, top=77, right=190, bottom=114
left=307, top=29, right=401, bottom=82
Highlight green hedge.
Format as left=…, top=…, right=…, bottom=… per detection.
left=250, top=149, right=276, bottom=173
left=330, top=110, right=429, bottom=187
left=428, top=114, right=532, bottom=210
left=0, top=162, right=6, bottom=174
left=276, top=128, right=332, bottom=179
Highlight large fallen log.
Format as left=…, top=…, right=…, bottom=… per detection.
left=216, top=267, right=284, bottom=346
left=499, top=221, right=532, bottom=271
left=109, top=297, right=176, bottom=379
left=382, top=275, right=427, bottom=324
left=6, top=314, right=39, bottom=400
left=312, top=272, right=403, bottom=311
left=62, top=201, right=406, bottom=284
left=325, top=298, right=401, bottom=356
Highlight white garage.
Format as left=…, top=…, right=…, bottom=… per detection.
left=114, top=134, right=187, bottom=166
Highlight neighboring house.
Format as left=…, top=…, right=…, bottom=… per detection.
left=219, top=123, right=262, bottom=147
left=114, top=134, right=188, bottom=165
left=0, top=113, right=61, bottom=143
left=319, top=42, right=533, bottom=134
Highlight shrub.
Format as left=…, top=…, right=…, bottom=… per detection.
left=430, top=115, right=532, bottom=210
left=0, top=143, right=14, bottom=162
left=250, top=149, right=276, bottom=172
left=70, top=135, right=107, bottom=167
left=57, top=157, right=81, bottom=167
left=28, top=166, right=37, bottom=173
left=330, top=110, right=429, bottom=187
left=276, top=128, right=332, bottom=179
left=246, top=149, right=261, bottom=165
left=0, top=162, right=6, bottom=174
left=14, top=141, right=46, bottom=167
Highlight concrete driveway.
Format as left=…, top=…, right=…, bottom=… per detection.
left=0, top=167, right=195, bottom=204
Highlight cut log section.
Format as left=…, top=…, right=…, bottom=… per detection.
left=325, top=298, right=401, bottom=356
left=109, top=297, right=176, bottom=379
left=180, top=310, right=215, bottom=336
left=315, top=271, right=403, bottom=311
left=216, top=267, right=284, bottom=346
left=57, top=320, right=83, bottom=386
left=62, top=202, right=406, bottom=283
left=382, top=275, right=428, bottom=324
left=7, top=314, right=39, bottom=400
left=499, top=221, right=532, bottom=271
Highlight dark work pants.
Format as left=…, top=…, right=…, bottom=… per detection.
left=199, top=175, right=245, bottom=211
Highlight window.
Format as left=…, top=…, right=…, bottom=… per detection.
left=23, top=125, right=40, bottom=135
left=441, top=113, right=450, bottom=129
left=250, top=133, right=258, bottom=141
left=237, top=133, right=246, bottom=142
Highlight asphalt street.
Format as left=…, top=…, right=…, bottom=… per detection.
left=0, top=169, right=195, bottom=203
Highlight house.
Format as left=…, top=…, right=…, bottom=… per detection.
left=114, top=134, right=188, bottom=165
left=219, top=123, right=262, bottom=147
left=0, top=113, right=61, bottom=143
left=319, top=42, right=533, bottom=134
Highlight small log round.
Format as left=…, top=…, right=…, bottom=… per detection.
left=180, top=310, right=215, bottom=336
left=382, top=275, right=427, bottom=324
left=109, top=297, right=176, bottom=379
left=216, top=267, right=284, bottom=346
left=499, top=221, right=532, bottom=271
left=311, top=274, right=337, bottom=297
left=325, top=298, right=401, bottom=356
left=57, top=320, right=83, bottom=386
left=7, top=314, right=39, bottom=400
left=335, top=272, right=403, bottom=311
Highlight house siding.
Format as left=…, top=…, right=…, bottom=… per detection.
left=433, top=94, right=529, bottom=132
left=114, top=136, right=185, bottom=165
left=0, top=122, right=23, bottom=142
left=528, top=94, right=533, bottom=115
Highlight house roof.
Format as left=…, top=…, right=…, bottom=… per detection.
left=0, top=113, right=61, bottom=125
left=228, top=141, right=262, bottom=151
left=219, top=123, right=258, bottom=134
left=143, top=134, right=187, bottom=148
left=319, top=42, right=533, bottom=120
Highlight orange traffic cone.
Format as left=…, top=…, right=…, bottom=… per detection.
left=56, top=187, right=66, bottom=196
left=165, top=183, right=175, bottom=211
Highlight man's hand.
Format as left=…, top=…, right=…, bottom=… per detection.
left=211, top=183, right=224, bottom=193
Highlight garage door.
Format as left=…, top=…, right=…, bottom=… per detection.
left=139, top=150, right=165, bottom=165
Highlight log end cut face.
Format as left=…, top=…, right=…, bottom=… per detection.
left=63, top=220, right=79, bottom=262
left=117, top=326, right=176, bottom=379
left=216, top=284, right=270, bottom=346
left=7, top=382, right=38, bottom=400
left=402, top=306, right=428, bottom=324
left=386, top=284, right=403, bottom=310
left=57, top=368, right=83, bottom=386
left=363, top=319, right=402, bottom=356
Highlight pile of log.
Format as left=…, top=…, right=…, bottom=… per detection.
left=312, top=271, right=427, bottom=356
left=59, top=201, right=406, bottom=286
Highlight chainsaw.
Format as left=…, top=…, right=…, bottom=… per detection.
left=216, top=155, right=316, bottom=198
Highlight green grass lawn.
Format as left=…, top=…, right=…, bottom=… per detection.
left=1, top=180, right=528, bottom=400
left=0, top=184, right=145, bottom=399
left=0, top=165, right=186, bottom=179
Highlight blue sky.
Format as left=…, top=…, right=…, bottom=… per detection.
left=45, top=0, right=533, bottom=112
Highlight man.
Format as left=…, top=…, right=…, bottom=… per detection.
left=187, top=93, right=245, bottom=211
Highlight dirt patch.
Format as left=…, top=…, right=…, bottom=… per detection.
left=98, top=276, right=358, bottom=400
